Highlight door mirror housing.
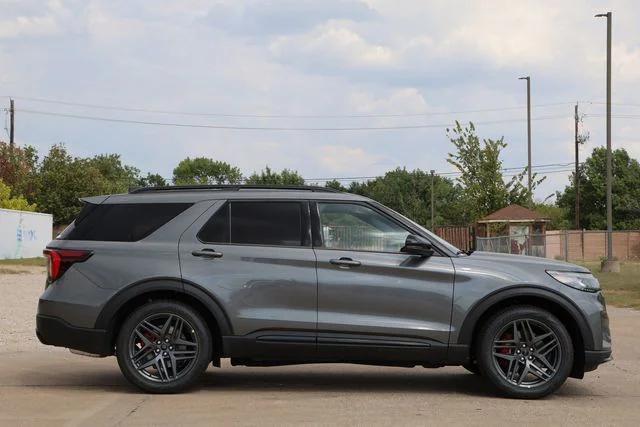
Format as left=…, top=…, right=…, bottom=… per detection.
left=401, top=234, right=434, bottom=257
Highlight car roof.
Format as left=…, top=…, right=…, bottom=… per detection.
left=83, top=186, right=371, bottom=204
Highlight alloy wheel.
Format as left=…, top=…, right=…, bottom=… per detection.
left=128, top=313, right=199, bottom=382
left=491, top=318, right=562, bottom=388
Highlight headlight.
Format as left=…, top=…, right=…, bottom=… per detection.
left=546, top=270, right=601, bottom=292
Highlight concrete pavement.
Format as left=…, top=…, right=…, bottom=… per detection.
left=1, top=269, right=639, bottom=426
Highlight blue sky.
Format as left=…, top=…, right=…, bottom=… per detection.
left=1, top=0, right=639, bottom=201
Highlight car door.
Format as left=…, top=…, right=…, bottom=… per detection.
left=179, top=199, right=317, bottom=359
left=312, top=201, right=455, bottom=363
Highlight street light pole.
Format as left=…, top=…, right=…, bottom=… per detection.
left=596, top=12, right=617, bottom=271
left=518, top=76, right=532, bottom=205
left=430, top=170, right=435, bottom=230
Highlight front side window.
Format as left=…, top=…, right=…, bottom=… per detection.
left=198, top=201, right=306, bottom=246
left=317, top=203, right=410, bottom=252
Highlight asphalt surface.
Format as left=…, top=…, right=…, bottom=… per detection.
left=1, top=268, right=639, bottom=426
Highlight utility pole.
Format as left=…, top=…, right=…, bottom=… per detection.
left=518, top=76, right=532, bottom=205
left=430, top=170, right=435, bottom=230
left=596, top=12, right=617, bottom=271
left=9, top=98, right=15, bottom=149
left=574, top=103, right=580, bottom=229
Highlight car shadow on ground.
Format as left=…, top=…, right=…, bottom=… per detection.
left=15, top=361, right=590, bottom=398
left=196, top=367, right=496, bottom=397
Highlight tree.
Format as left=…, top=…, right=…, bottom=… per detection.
left=0, top=179, right=37, bottom=211
left=348, top=168, right=464, bottom=227
left=533, top=203, right=570, bottom=230
left=245, top=166, right=305, bottom=185
left=173, top=157, right=242, bottom=185
left=0, top=141, right=38, bottom=200
left=137, top=173, right=167, bottom=187
left=556, top=147, right=640, bottom=229
left=324, top=179, right=347, bottom=191
left=446, top=121, right=544, bottom=221
left=86, top=154, right=140, bottom=193
left=34, top=145, right=108, bottom=224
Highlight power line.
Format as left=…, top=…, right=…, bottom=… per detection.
left=154, top=164, right=577, bottom=185
left=303, top=162, right=577, bottom=182
left=15, top=108, right=570, bottom=131
left=584, top=113, right=640, bottom=119
left=1, top=95, right=575, bottom=119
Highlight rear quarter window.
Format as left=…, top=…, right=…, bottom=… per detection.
left=59, top=203, right=192, bottom=242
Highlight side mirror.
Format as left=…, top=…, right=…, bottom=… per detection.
left=401, top=234, right=434, bottom=257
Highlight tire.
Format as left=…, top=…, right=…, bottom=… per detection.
left=476, top=306, right=573, bottom=399
left=462, top=361, right=481, bottom=375
left=116, top=300, right=212, bottom=393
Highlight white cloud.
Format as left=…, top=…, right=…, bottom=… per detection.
left=270, top=23, right=395, bottom=71
left=318, top=145, right=385, bottom=174
left=205, top=0, right=376, bottom=36
left=2, top=0, right=639, bottom=202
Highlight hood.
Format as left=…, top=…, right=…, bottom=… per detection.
left=466, top=251, right=590, bottom=273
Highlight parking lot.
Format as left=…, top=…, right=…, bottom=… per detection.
left=1, top=267, right=639, bottom=426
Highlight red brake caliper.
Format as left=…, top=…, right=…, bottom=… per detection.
left=498, top=332, right=513, bottom=370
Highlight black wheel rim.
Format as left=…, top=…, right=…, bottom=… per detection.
left=128, top=313, right=199, bottom=383
left=492, top=319, right=562, bottom=388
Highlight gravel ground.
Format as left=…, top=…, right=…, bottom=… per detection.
left=1, top=268, right=640, bottom=426
left=0, top=266, right=60, bottom=354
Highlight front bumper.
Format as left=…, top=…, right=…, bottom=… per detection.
left=36, top=314, right=112, bottom=356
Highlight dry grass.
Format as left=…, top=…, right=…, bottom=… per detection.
left=581, top=261, right=640, bottom=309
left=0, top=257, right=46, bottom=267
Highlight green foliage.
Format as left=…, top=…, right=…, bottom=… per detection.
left=33, top=145, right=106, bottom=224
left=324, top=179, right=347, bottom=191
left=137, top=173, right=167, bottom=187
left=446, top=121, right=544, bottom=221
left=557, top=147, right=640, bottom=229
left=347, top=168, right=464, bottom=228
left=0, top=141, right=38, bottom=199
left=0, top=179, right=37, bottom=211
left=533, top=203, right=570, bottom=230
left=245, top=166, right=305, bottom=185
left=86, top=154, right=140, bottom=193
left=173, top=157, right=242, bottom=185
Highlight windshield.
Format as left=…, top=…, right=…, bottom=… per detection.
left=373, top=203, right=462, bottom=254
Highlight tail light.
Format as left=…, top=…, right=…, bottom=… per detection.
left=43, top=249, right=92, bottom=283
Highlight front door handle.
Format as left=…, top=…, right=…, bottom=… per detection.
left=192, top=248, right=223, bottom=259
left=330, top=257, right=361, bottom=268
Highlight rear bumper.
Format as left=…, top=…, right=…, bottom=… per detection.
left=36, top=314, right=112, bottom=356
left=584, top=349, right=612, bottom=372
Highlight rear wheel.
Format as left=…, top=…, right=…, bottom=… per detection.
left=476, top=306, right=573, bottom=399
left=116, top=300, right=212, bottom=393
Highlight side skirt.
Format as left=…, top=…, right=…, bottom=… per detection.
left=223, top=331, right=459, bottom=368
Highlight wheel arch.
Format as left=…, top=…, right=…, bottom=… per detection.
left=95, top=277, right=233, bottom=355
left=457, top=286, right=592, bottom=378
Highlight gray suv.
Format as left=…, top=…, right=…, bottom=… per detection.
left=36, top=185, right=611, bottom=398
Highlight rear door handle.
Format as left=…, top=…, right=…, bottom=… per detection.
left=329, top=257, right=361, bottom=268
left=192, top=248, right=223, bottom=259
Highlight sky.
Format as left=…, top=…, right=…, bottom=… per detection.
left=1, top=0, right=639, bottom=201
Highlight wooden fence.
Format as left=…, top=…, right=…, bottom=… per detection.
left=434, top=226, right=475, bottom=252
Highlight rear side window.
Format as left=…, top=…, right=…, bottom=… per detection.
left=59, top=203, right=192, bottom=242
left=198, top=201, right=307, bottom=246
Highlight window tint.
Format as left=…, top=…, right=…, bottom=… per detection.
left=317, top=203, right=410, bottom=252
left=197, top=203, right=230, bottom=243
left=198, top=201, right=306, bottom=246
left=59, top=203, right=192, bottom=242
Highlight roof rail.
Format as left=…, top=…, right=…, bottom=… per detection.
left=129, top=184, right=342, bottom=194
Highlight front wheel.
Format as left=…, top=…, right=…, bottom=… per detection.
left=116, top=300, right=212, bottom=393
left=476, top=306, right=573, bottom=399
